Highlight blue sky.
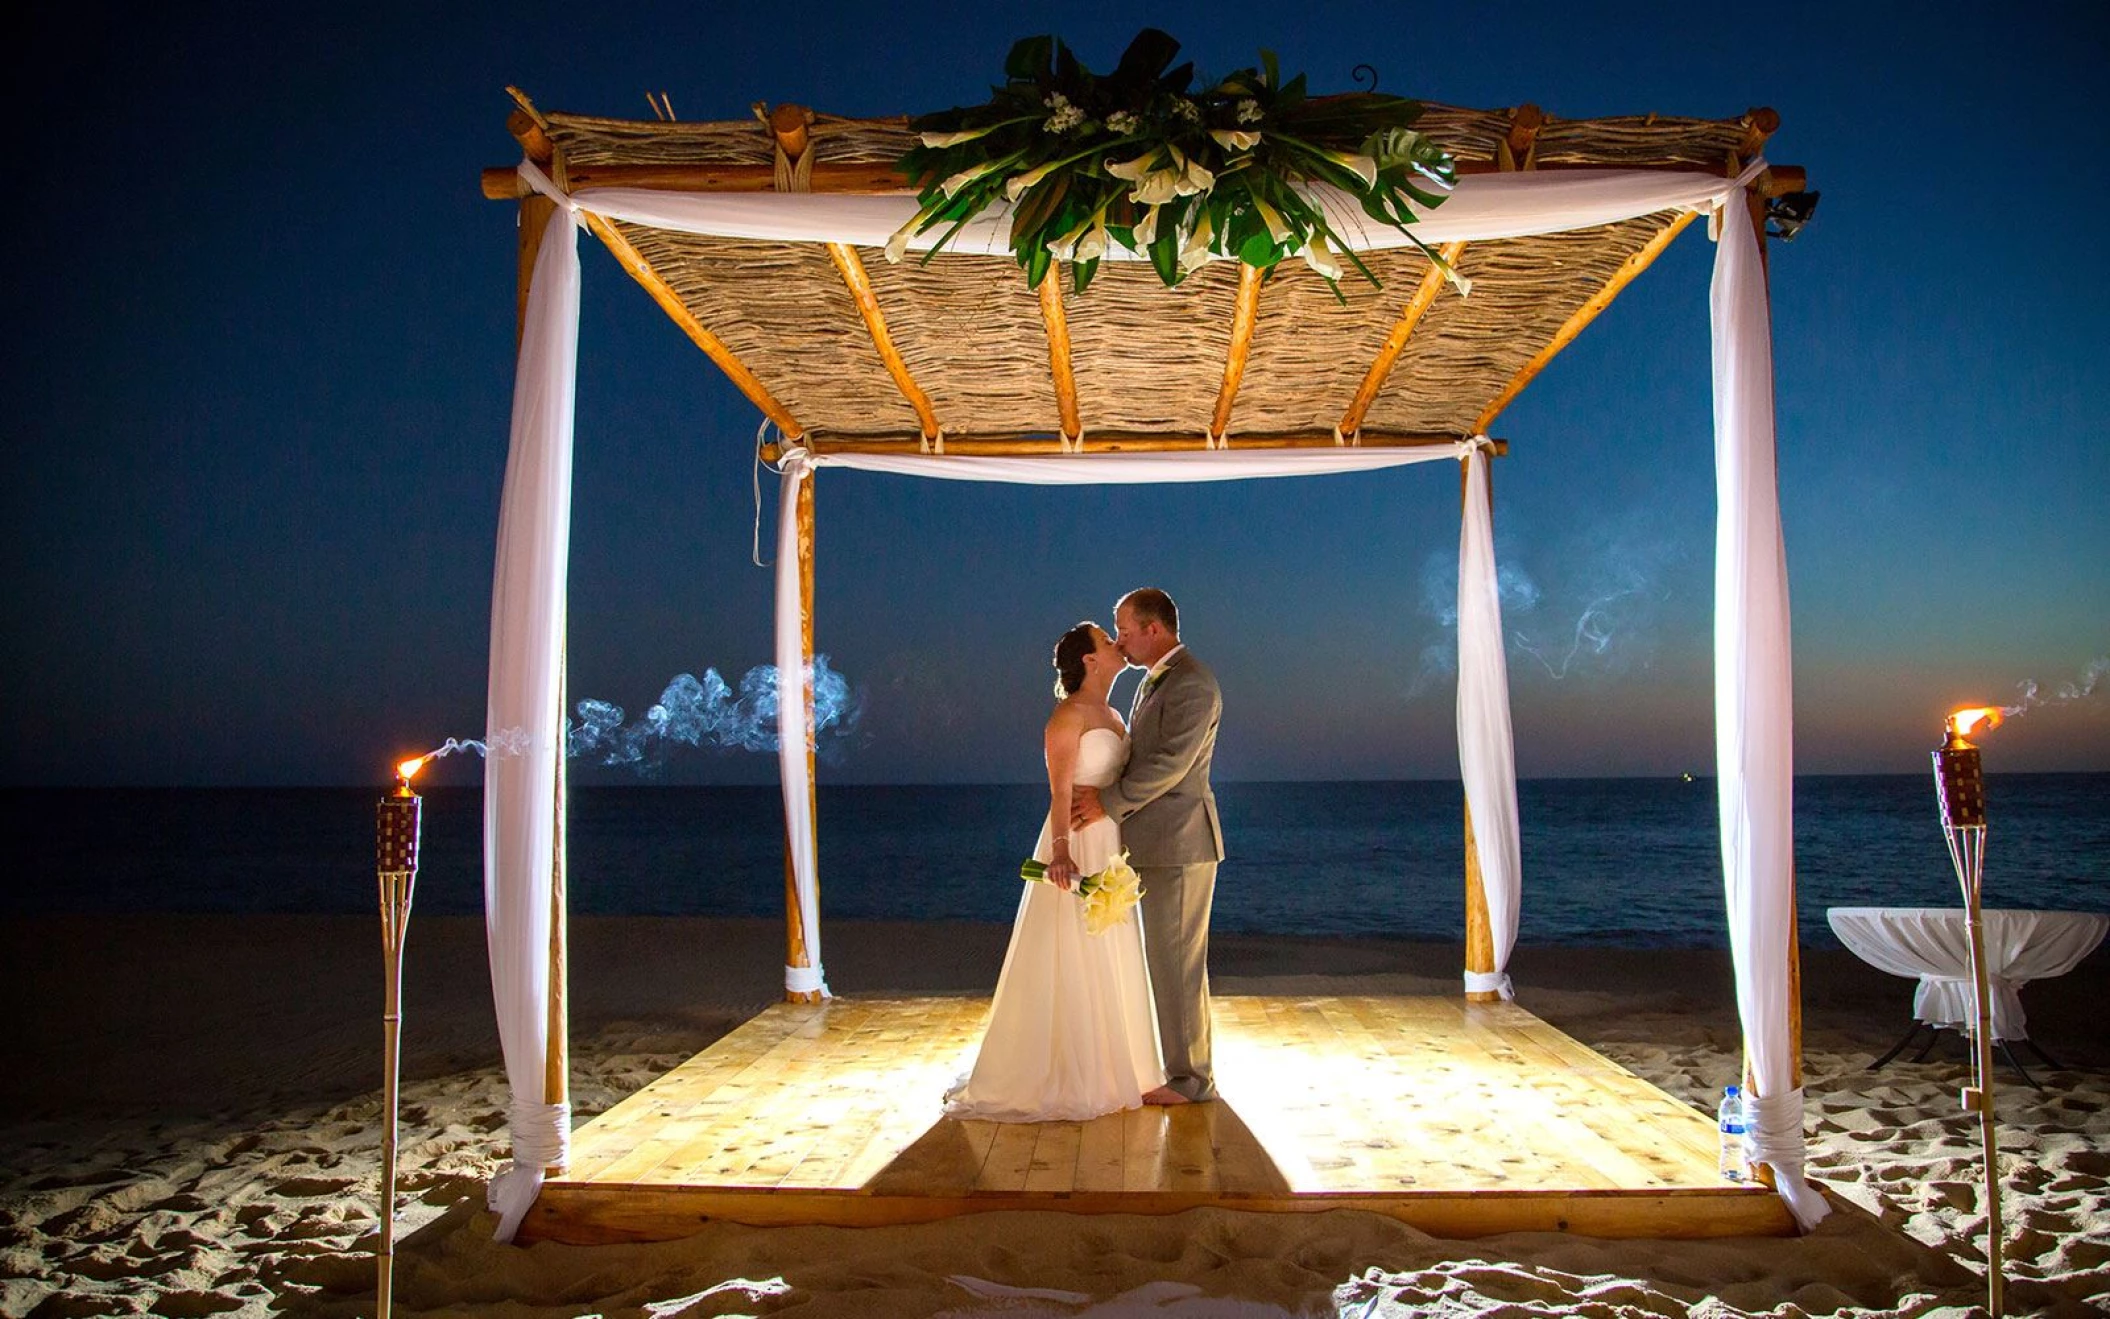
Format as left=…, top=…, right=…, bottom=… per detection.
left=5, top=0, right=2104, bottom=785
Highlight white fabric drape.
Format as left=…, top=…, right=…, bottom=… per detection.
left=1711, top=195, right=1825, bottom=1230
left=488, top=154, right=1820, bottom=1233
left=1827, top=907, right=2110, bottom=1041
left=527, top=162, right=1763, bottom=256
left=793, top=443, right=1476, bottom=484
left=774, top=453, right=829, bottom=998
left=482, top=203, right=580, bottom=1242
left=1455, top=444, right=1521, bottom=1000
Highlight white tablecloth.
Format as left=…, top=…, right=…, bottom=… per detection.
left=1827, top=908, right=2109, bottom=1042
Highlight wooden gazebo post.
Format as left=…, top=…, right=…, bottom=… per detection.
left=1461, top=457, right=1500, bottom=1003
left=771, top=104, right=825, bottom=1005
left=507, top=95, right=571, bottom=1158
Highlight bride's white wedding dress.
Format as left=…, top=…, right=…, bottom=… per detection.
left=945, top=727, right=1166, bottom=1121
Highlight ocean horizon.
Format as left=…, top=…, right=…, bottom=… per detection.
left=12, top=773, right=2104, bottom=949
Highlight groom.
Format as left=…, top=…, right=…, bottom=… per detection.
left=1074, top=587, right=1224, bottom=1104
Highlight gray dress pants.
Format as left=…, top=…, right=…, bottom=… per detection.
left=1137, top=860, right=1218, bottom=1101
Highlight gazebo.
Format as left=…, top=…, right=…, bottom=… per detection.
left=473, top=87, right=1827, bottom=1244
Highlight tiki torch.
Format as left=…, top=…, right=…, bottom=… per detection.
left=374, top=755, right=425, bottom=1319
left=1934, top=705, right=2003, bottom=1315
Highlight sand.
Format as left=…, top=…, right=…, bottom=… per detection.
left=3, top=915, right=2106, bottom=1317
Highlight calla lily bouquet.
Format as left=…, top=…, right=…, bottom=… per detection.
left=1020, top=851, right=1145, bottom=936
left=890, top=29, right=1461, bottom=300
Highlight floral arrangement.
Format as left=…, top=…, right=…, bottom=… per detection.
left=1021, top=851, right=1145, bottom=935
left=888, top=29, right=1460, bottom=299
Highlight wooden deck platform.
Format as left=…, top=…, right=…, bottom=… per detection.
left=521, top=995, right=1794, bottom=1243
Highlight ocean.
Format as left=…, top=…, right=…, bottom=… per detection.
left=8, top=775, right=2104, bottom=948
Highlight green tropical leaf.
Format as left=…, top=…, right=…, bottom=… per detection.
left=1025, top=245, right=1053, bottom=288
left=1005, top=35, right=1052, bottom=82
left=1073, top=255, right=1100, bottom=294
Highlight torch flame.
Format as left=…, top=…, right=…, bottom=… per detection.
left=397, top=756, right=427, bottom=783
left=1946, top=706, right=2003, bottom=743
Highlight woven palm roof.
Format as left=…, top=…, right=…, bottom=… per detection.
left=491, top=101, right=1794, bottom=453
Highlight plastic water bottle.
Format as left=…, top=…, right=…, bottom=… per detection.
left=1717, top=1085, right=1748, bottom=1181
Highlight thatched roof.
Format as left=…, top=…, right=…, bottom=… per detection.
left=487, top=102, right=1796, bottom=455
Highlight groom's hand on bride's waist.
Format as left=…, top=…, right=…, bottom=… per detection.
left=1070, top=786, right=1105, bottom=829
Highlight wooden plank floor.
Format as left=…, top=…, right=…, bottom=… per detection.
left=523, top=995, right=1794, bottom=1243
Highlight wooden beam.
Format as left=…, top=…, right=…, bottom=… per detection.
left=1738, top=107, right=1782, bottom=160
left=767, top=103, right=814, bottom=159
left=782, top=473, right=822, bottom=1005
left=1208, top=264, right=1266, bottom=440
left=1037, top=274, right=1082, bottom=441
left=580, top=212, right=805, bottom=440
left=1338, top=240, right=1467, bottom=438
left=826, top=242, right=941, bottom=440
left=481, top=156, right=1808, bottom=200
left=1496, top=104, right=1546, bottom=172
left=1472, top=207, right=1701, bottom=434
left=760, top=430, right=1507, bottom=461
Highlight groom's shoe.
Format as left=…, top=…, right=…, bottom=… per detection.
left=1141, top=1086, right=1192, bottom=1106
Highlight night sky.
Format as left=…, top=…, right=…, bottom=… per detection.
left=6, top=1, right=2104, bottom=788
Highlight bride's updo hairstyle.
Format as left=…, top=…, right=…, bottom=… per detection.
left=1052, top=621, right=1100, bottom=700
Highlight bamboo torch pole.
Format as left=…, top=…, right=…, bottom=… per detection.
left=373, top=762, right=425, bottom=1319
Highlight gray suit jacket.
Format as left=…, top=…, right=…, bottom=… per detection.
left=1104, top=650, right=1224, bottom=866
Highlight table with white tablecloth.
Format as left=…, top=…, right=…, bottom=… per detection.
left=1827, top=907, right=2109, bottom=1044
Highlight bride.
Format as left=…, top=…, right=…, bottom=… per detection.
left=944, top=621, right=1168, bottom=1121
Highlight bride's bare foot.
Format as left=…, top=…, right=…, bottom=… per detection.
left=1141, top=1086, right=1191, bottom=1106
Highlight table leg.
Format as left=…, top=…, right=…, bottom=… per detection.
left=2022, top=1038, right=2066, bottom=1071
left=1998, top=1040, right=2044, bottom=1091
left=1869, top=1021, right=1929, bottom=1071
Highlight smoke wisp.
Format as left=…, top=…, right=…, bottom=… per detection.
left=2000, top=657, right=2110, bottom=722
left=568, top=657, right=862, bottom=769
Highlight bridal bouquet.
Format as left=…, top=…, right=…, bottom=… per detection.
left=1020, top=851, right=1145, bottom=935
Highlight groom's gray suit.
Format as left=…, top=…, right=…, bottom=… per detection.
left=1102, top=648, right=1223, bottom=1101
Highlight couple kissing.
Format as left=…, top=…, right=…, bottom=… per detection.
left=945, top=588, right=1224, bottom=1123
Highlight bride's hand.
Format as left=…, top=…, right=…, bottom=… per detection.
left=1047, top=843, right=1078, bottom=892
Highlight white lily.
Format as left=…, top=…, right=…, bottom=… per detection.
left=939, top=160, right=1001, bottom=200
left=1254, top=198, right=1294, bottom=247
left=1131, top=203, right=1163, bottom=247
left=1004, top=160, right=1062, bottom=202
left=1129, top=168, right=1183, bottom=206
left=1178, top=211, right=1215, bottom=275
left=884, top=211, right=923, bottom=264
left=919, top=126, right=996, bottom=149
left=1210, top=129, right=1262, bottom=153
left=1045, top=216, right=1092, bottom=261
left=1074, top=217, right=1109, bottom=263
left=1301, top=232, right=1343, bottom=282
left=1105, top=152, right=1161, bottom=182
left=1169, top=147, right=1215, bottom=195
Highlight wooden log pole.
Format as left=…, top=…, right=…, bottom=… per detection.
left=782, top=472, right=823, bottom=1004
left=1037, top=273, right=1082, bottom=442
left=581, top=212, right=805, bottom=440
left=1473, top=208, right=1701, bottom=434
left=1338, top=241, right=1467, bottom=438
left=826, top=242, right=942, bottom=439
left=1208, top=264, right=1266, bottom=440
left=1460, top=456, right=1500, bottom=1003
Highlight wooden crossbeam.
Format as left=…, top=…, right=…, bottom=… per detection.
left=760, top=430, right=1504, bottom=461
left=826, top=242, right=941, bottom=440
left=1037, top=274, right=1082, bottom=441
left=480, top=157, right=1810, bottom=201
left=1471, top=208, right=1701, bottom=435
left=1337, top=240, right=1467, bottom=439
left=1208, top=264, right=1266, bottom=440
left=583, top=213, right=805, bottom=439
